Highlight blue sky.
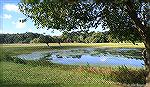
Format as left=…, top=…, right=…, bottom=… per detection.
left=0, top=0, right=108, bottom=36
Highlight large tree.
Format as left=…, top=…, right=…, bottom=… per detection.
left=18, top=0, right=150, bottom=86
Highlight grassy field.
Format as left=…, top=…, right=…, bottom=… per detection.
left=1, top=43, right=145, bottom=48
left=1, top=43, right=145, bottom=55
left=0, top=43, right=146, bottom=87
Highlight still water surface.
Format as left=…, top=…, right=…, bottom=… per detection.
left=17, top=48, right=144, bottom=67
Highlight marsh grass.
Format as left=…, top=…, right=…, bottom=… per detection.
left=110, top=65, right=148, bottom=84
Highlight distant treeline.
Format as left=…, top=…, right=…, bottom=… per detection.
left=0, top=31, right=141, bottom=44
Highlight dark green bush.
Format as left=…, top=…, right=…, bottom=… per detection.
left=110, top=65, right=148, bottom=84
left=13, top=57, right=27, bottom=64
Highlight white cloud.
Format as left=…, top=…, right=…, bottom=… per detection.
left=12, top=18, right=26, bottom=29
left=3, top=14, right=12, bottom=19
left=28, top=29, right=33, bottom=32
left=16, top=22, right=26, bottom=29
left=3, top=4, right=19, bottom=12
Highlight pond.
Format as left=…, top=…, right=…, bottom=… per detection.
left=17, top=48, right=145, bottom=67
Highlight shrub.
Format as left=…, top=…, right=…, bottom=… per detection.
left=110, top=65, right=148, bottom=84
left=13, top=57, right=27, bottom=64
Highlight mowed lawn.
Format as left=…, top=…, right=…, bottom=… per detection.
left=0, top=43, right=145, bottom=87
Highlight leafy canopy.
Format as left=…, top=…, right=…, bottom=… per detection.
left=18, top=0, right=150, bottom=43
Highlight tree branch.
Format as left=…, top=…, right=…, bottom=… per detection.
left=125, top=0, right=148, bottom=39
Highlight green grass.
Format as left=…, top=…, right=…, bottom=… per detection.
left=1, top=43, right=145, bottom=48
left=0, top=43, right=145, bottom=87
left=0, top=62, right=123, bottom=87
left=1, top=43, right=145, bottom=56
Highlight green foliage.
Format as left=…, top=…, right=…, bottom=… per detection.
left=30, top=35, right=54, bottom=44
left=23, top=38, right=32, bottom=43
left=61, top=31, right=120, bottom=43
left=30, top=38, right=39, bottom=43
left=18, top=0, right=149, bottom=43
left=13, top=57, right=27, bottom=64
left=1, top=32, right=40, bottom=44
left=1, top=32, right=55, bottom=44
left=110, top=65, right=148, bottom=84
left=2, top=31, right=142, bottom=44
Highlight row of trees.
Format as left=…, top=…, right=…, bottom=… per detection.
left=0, top=32, right=54, bottom=44
left=1, top=31, right=141, bottom=44
left=61, top=31, right=141, bottom=43
left=1, top=32, right=41, bottom=44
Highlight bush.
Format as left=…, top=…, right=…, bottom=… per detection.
left=110, top=65, right=148, bottom=84
left=13, top=57, right=27, bottom=64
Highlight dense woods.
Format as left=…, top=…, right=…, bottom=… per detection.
left=1, top=31, right=141, bottom=44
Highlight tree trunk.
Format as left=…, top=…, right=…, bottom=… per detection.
left=144, top=40, right=150, bottom=87
left=46, top=43, right=49, bottom=47
left=145, top=49, right=150, bottom=87
left=58, top=42, right=61, bottom=46
left=125, top=1, right=150, bottom=86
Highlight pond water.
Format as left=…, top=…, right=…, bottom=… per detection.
left=17, top=48, right=144, bottom=67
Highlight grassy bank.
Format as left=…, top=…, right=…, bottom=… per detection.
left=0, top=43, right=146, bottom=87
